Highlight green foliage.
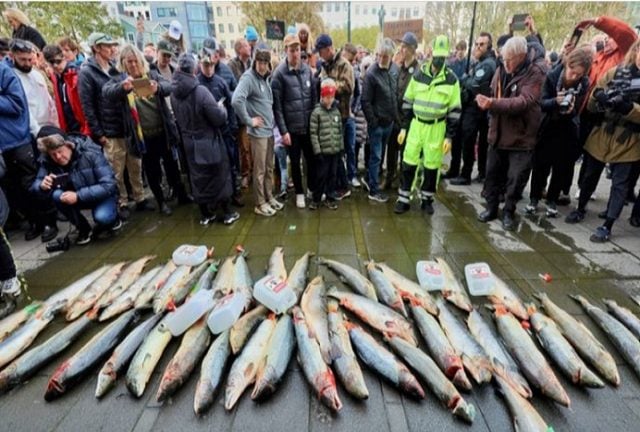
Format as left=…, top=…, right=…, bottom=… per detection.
left=237, top=2, right=325, bottom=40
left=0, top=2, right=122, bottom=45
left=329, top=25, right=379, bottom=51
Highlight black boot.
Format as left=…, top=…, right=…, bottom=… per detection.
left=421, top=197, right=434, bottom=215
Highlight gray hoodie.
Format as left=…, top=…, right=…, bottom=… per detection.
left=231, top=68, right=274, bottom=138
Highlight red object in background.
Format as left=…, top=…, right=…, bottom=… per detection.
left=538, top=273, right=552, bottom=283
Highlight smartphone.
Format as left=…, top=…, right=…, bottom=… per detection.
left=52, top=173, right=70, bottom=189
left=569, top=27, right=583, bottom=47
left=512, top=14, right=529, bottom=31
left=132, top=77, right=154, bottom=97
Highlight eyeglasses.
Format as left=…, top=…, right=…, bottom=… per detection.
left=50, top=57, right=64, bottom=65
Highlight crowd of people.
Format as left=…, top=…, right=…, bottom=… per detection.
left=1, top=6, right=640, bottom=312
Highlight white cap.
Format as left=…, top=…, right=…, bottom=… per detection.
left=168, top=20, right=182, bottom=40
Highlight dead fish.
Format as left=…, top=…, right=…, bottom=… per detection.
left=327, top=299, right=368, bottom=399
left=327, top=287, right=416, bottom=345
left=267, top=246, right=287, bottom=281
left=134, top=260, right=177, bottom=309
left=603, top=298, right=640, bottom=340
left=193, top=330, right=231, bottom=416
left=229, top=305, right=269, bottom=355
left=292, top=307, right=342, bottom=412
left=528, top=304, right=604, bottom=388
left=65, top=262, right=128, bottom=320
left=535, top=292, right=619, bottom=386
left=374, top=261, right=438, bottom=316
left=435, top=257, right=473, bottom=312
left=288, top=252, right=313, bottom=301
left=0, top=301, right=43, bottom=343
left=318, top=257, right=377, bottom=301
left=99, top=266, right=162, bottom=321
left=346, top=321, right=425, bottom=399
left=300, top=276, right=331, bottom=364
left=45, top=265, right=110, bottom=310
left=0, top=306, right=58, bottom=369
left=367, top=262, right=408, bottom=317
left=94, top=255, right=155, bottom=310
left=489, top=275, right=528, bottom=321
left=493, top=304, right=570, bottom=407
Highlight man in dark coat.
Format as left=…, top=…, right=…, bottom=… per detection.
left=171, top=54, right=239, bottom=226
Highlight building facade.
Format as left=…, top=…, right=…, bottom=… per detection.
left=319, top=1, right=425, bottom=30
left=147, top=1, right=214, bottom=53
left=211, top=1, right=246, bottom=51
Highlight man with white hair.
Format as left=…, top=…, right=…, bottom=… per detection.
left=475, top=36, right=546, bottom=230
left=361, top=37, right=399, bottom=202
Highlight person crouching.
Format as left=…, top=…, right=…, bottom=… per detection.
left=309, top=79, right=342, bottom=210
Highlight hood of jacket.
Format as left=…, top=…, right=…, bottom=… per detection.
left=172, top=71, right=199, bottom=99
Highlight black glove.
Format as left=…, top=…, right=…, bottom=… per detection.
left=612, top=98, right=634, bottom=115
left=593, top=88, right=608, bottom=106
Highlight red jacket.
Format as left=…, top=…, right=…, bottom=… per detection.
left=50, top=66, right=90, bottom=136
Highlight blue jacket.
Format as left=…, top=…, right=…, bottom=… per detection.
left=197, top=72, right=238, bottom=137
left=0, top=61, right=31, bottom=152
left=215, top=62, right=237, bottom=92
left=31, top=135, right=117, bottom=204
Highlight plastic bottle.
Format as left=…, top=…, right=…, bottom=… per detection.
left=164, top=289, right=216, bottom=336
left=416, top=260, right=445, bottom=292
left=464, top=262, right=495, bottom=296
left=172, top=245, right=211, bottom=266
left=253, top=274, right=297, bottom=314
left=207, top=291, right=246, bottom=334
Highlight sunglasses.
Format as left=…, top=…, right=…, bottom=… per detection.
left=50, top=57, right=64, bottom=65
left=9, top=39, right=32, bottom=53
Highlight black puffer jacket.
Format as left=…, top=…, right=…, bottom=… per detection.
left=78, top=57, right=124, bottom=141
left=0, top=152, right=8, bottom=226
left=271, top=60, right=316, bottom=136
left=12, top=24, right=46, bottom=50
left=362, top=62, right=399, bottom=129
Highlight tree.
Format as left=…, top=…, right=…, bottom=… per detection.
left=0, top=2, right=122, bottom=45
left=329, top=25, right=379, bottom=51
left=237, top=2, right=325, bottom=41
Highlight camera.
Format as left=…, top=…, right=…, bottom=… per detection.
left=559, top=89, right=577, bottom=114
left=597, top=68, right=640, bottom=111
left=46, top=236, right=70, bottom=253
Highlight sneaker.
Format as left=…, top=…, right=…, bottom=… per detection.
left=308, top=201, right=319, bottom=211
left=76, top=230, right=92, bottom=245
left=545, top=202, right=558, bottom=218
left=556, top=194, right=571, bottom=206
left=199, top=215, right=216, bottom=225
left=254, top=204, right=276, bottom=217
left=269, top=198, right=284, bottom=211
left=350, top=177, right=362, bottom=188
left=324, top=200, right=338, bottom=210
left=110, top=219, right=123, bottom=232
left=334, top=189, right=351, bottom=201
left=1, top=277, right=21, bottom=297
left=159, top=203, right=172, bottom=216
left=360, top=176, right=370, bottom=192
left=524, top=200, right=538, bottom=215
left=565, top=209, right=586, bottom=224
left=306, top=189, right=314, bottom=200
left=574, top=189, right=581, bottom=200
left=590, top=225, right=611, bottom=243
left=296, top=194, right=306, bottom=209
left=277, top=189, right=288, bottom=200
left=223, top=212, right=240, bottom=225
left=368, top=192, right=389, bottom=203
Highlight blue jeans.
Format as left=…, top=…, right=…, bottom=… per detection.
left=274, top=145, right=288, bottom=195
left=367, top=124, right=393, bottom=195
left=343, top=117, right=357, bottom=181
left=52, top=189, right=118, bottom=233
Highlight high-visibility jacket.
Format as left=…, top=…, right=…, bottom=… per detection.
left=401, top=62, right=461, bottom=169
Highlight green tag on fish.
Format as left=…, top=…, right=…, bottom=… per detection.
left=24, top=303, right=42, bottom=315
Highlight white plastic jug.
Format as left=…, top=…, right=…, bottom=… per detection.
left=464, top=262, right=496, bottom=296
left=416, top=260, right=445, bottom=292
left=207, top=291, right=246, bottom=334
left=172, top=244, right=211, bottom=266
left=164, top=289, right=216, bottom=336
left=253, top=275, right=296, bottom=314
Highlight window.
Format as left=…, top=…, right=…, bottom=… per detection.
left=228, top=23, right=234, bottom=33
left=335, top=2, right=340, bottom=12
left=363, top=7, right=368, bottom=15
left=216, top=6, right=222, bottom=16
left=319, top=4, right=323, bottom=12
left=226, top=6, right=231, bottom=16
left=218, top=23, right=224, bottom=34
left=157, top=8, right=165, bottom=17
left=372, top=8, right=377, bottom=15
left=326, top=4, right=331, bottom=12
left=391, top=8, right=397, bottom=17
left=168, top=7, right=177, bottom=17
left=187, top=4, right=206, bottom=20
left=413, top=7, right=419, bottom=17
left=126, top=32, right=134, bottom=42
left=190, top=22, right=209, bottom=38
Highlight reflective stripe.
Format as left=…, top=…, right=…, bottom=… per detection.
left=413, top=99, right=448, bottom=110
left=413, top=109, right=447, bottom=120
left=398, top=189, right=410, bottom=197
left=397, top=195, right=410, bottom=204
left=402, top=102, right=414, bottom=110
left=420, top=191, right=434, bottom=199
left=447, top=112, right=461, bottom=120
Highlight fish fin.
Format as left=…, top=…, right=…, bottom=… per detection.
left=520, top=320, right=530, bottom=330
left=342, top=320, right=356, bottom=331
left=492, top=304, right=509, bottom=316
left=568, top=294, right=585, bottom=304
left=244, top=363, right=255, bottom=378
left=326, top=300, right=339, bottom=313
left=166, top=299, right=177, bottom=312
left=525, top=303, right=537, bottom=315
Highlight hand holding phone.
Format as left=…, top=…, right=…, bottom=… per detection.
left=52, top=173, right=70, bottom=189
left=511, top=14, right=529, bottom=32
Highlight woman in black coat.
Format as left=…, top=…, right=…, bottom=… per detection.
left=170, top=54, right=239, bottom=226
left=2, top=8, right=46, bottom=50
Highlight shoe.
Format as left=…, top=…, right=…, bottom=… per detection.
left=118, top=205, right=131, bottom=220
left=630, top=216, right=640, bottom=227
left=473, top=175, right=485, bottom=184
left=335, top=189, right=351, bottom=201
left=56, top=211, right=68, bottom=222
left=556, top=194, right=571, bottom=206
left=254, top=204, right=276, bottom=217
left=76, top=230, right=92, bottom=245
left=232, top=194, right=245, bottom=208
left=350, top=177, right=361, bottom=188
left=477, top=210, right=498, bottom=223
left=1, top=277, right=21, bottom=297
left=268, top=198, right=284, bottom=211
left=41, top=225, right=58, bottom=243
left=442, top=171, right=459, bottom=180
left=449, top=176, right=471, bottom=186
left=524, top=200, right=538, bottom=215
left=590, top=225, right=611, bottom=243
left=394, top=201, right=410, bottom=214
left=223, top=212, right=240, bottom=225
left=24, top=225, right=42, bottom=241
left=277, top=189, right=288, bottom=200
left=421, top=199, right=434, bottom=215
left=308, top=201, right=319, bottom=210
left=110, top=219, right=123, bottom=232
left=136, top=199, right=155, bottom=212
left=565, top=209, right=586, bottom=224
left=199, top=215, right=216, bottom=225
left=306, top=189, right=314, bottom=200
left=502, top=212, right=516, bottom=231
left=597, top=210, right=607, bottom=219
left=324, top=200, right=338, bottom=210
left=159, top=203, right=172, bottom=216
left=545, top=202, right=558, bottom=218
left=360, top=176, right=370, bottom=192
left=368, top=192, right=389, bottom=203
left=296, top=194, right=306, bottom=209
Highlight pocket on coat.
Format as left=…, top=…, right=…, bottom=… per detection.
left=192, top=136, right=222, bottom=166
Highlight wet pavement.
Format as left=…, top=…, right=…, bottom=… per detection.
left=3, top=172, right=640, bottom=432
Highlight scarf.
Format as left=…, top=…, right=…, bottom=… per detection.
left=126, top=73, right=147, bottom=155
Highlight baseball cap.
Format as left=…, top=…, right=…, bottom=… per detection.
left=432, top=35, right=449, bottom=58
left=88, top=32, right=118, bottom=47
left=245, top=25, right=258, bottom=42
left=168, top=20, right=182, bottom=40
left=202, top=37, right=220, bottom=55
left=283, top=34, right=300, bottom=48
left=314, top=34, right=332, bottom=52
left=178, top=53, right=197, bottom=73
left=401, top=32, right=418, bottom=49
left=157, top=39, right=173, bottom=55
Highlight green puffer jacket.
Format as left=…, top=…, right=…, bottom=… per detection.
left=310, top=103, right=343, bottom=155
